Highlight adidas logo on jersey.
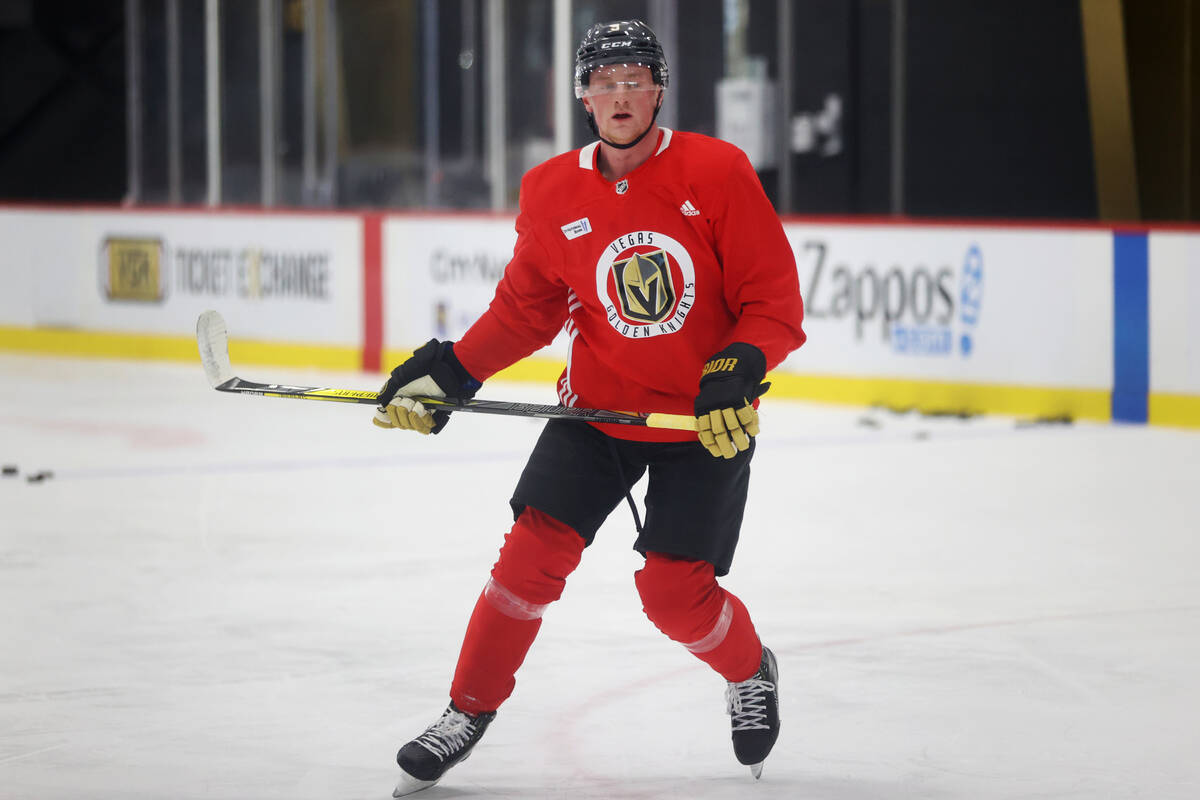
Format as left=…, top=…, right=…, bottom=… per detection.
left=680, top=200, right=700, bottom=217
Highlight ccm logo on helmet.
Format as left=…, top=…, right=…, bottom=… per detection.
left=599, top=40, right=634, bottom=49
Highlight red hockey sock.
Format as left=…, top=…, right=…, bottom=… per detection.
left=634, top=552, right=763, bottom=682
left=450, top=508, right=585, bottom=715
left=450, top=593, right=541, bottom=714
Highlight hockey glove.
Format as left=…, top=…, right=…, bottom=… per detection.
left=373, top=339, right=481, bottom=434
left=694, top=342, right=770, bottom=459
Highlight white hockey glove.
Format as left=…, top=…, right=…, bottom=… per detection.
left=373, top=340, right=480, bottom=435
left=374, top=381, right=443, bottom=434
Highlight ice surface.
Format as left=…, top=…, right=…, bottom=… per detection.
left=1, top=353, right=1198, bottom=799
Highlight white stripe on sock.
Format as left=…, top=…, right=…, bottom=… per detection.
left=684, top=598, right=733, bottom=654
left=483, top=577, right=549, bottom=621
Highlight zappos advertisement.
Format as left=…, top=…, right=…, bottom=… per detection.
left=378, top=216, right=1119, bottom=391
left=783, top=224, right=1114, bottom=389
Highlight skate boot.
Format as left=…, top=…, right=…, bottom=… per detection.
left=393, top=702, right=496, bottom=797
left=725, top=646, right=780, bottom=779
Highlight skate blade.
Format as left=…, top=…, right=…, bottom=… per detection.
left=749, top=762, right=764, bottom=780
left=393, top=773, right=439, bottom=797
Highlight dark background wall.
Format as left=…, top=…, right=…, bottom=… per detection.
left=1124, top=0, right=1200, bottom=221
left=0, top=0, right=126, bottom=202
left=0, top=0, right=1196, bottom=221
left=902, top=0, right=1096, bottom=218
left=746, top=0, right=1096, bottom=218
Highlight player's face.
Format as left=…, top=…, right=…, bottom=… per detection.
left=581, top=64, right=661, bottom=145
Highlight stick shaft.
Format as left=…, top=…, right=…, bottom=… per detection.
left=213, top=376, right=695, bottom=430
left=198, top=310, right=697, bottom=430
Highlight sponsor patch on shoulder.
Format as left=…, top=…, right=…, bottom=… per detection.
left=561, top=217, right=592, bottom=240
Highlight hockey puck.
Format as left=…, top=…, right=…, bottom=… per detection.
left=2, top=465, right=17, bottom=477
left=25, top=470, right=54, bottom=483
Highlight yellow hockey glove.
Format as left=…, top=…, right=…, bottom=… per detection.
left=693, top=343, right=769, bottom=459
left=696, top=401, right=761, bottom=459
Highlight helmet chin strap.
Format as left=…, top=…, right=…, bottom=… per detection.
left=587, top=93, right=664, bottom=151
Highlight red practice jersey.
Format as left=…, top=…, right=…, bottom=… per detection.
left=454, top=128, right=806, bottom=442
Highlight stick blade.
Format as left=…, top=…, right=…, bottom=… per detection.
left=196, top=310, right=234, bottom=387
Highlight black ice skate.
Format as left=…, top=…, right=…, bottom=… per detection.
left=393, top=702, right=496, bottom=797
left=725, top=646, right=780, bottom=779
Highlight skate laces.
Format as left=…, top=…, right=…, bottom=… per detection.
left=725, top=676, right=775, bottom=731
left=414, top=708, right=479, bottom=761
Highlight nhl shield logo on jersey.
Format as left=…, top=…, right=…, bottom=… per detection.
left=595, top=231, right=696, bottom=339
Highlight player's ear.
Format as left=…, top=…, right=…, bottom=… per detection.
left=582, top=94, right=594, bottom=114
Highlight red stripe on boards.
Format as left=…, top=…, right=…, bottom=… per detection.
left=362, top=213, right=383, bottom=373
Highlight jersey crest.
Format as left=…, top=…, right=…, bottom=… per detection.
left=595, top=231, right=695, bottom=339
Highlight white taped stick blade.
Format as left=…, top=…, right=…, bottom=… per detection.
left=196, top=310, right=234, bottom=387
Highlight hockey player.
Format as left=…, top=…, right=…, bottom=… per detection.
left=374, top=19, right=805, bottom=797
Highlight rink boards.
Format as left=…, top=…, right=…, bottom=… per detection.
left=0, top=206, right=1196, bottom=427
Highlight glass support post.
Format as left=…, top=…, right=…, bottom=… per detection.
left=205, top=0, right=222, bottom=206
left=125, top=0, right=142, bottom=204
left=166, top=0, right=182, bottom=204
left=486, top=0, right=506, bottom=210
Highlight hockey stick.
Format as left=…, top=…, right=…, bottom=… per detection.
left=196, top=311, right=697, bottom=431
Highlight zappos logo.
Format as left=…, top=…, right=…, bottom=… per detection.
left=801, top=240, right=984, bottom=358
left=958, top=245, right=984, bottom=356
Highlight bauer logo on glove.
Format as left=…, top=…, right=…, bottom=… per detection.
left=700, top=356, right=740, bottom=377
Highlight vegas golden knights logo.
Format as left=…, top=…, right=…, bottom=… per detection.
left=596, top=231, right=696, bottom=339
left=612, top=249, right=675, bottom=323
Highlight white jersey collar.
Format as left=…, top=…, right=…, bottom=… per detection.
left=578, top=141, right=600, bottom=170
left=578, top=127, right=674, bottom=171
left=655, top=127, right=674, bottom=155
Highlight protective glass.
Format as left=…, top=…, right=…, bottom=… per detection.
left=576, top=62, right=660, bottom=98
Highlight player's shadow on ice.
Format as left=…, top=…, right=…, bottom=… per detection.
left=376, top=772, right=954, bottom=800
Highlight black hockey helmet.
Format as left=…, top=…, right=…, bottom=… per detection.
left=574, top=19, right=669, bottom=99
